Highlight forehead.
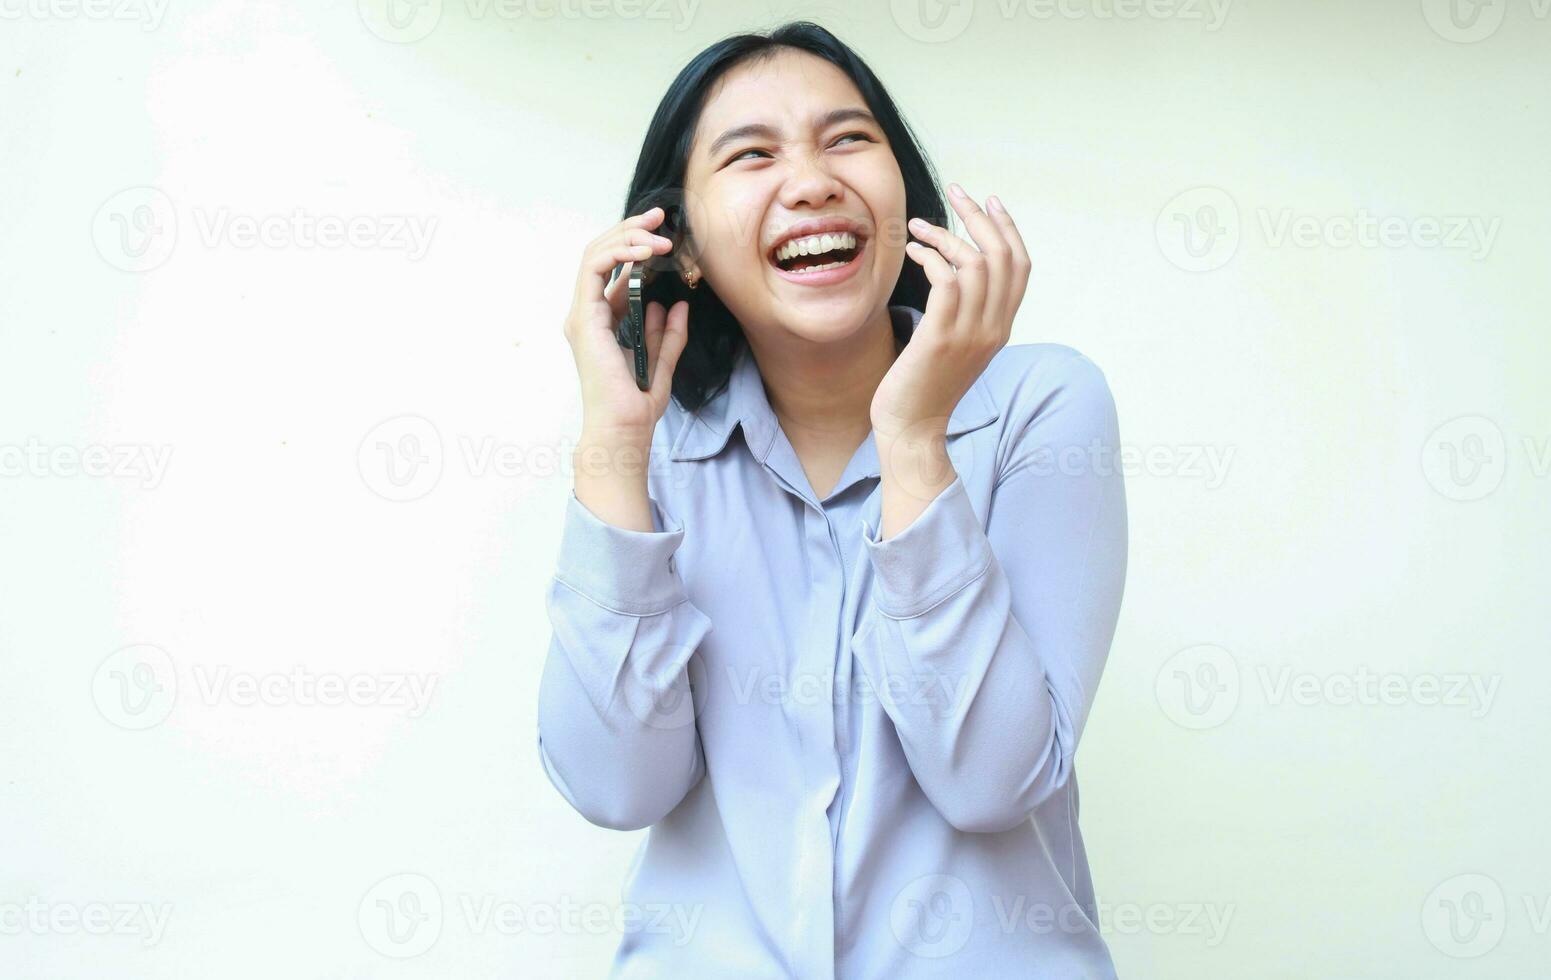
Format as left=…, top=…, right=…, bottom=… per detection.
left=691, top=49, right=866, bottom=153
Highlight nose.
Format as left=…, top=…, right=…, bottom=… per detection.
left=777, top=151, right=845, bottom=211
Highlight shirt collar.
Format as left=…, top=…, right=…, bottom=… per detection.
left=670, top=304, right=1000, bottom=464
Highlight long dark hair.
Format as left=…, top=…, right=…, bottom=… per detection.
left=617, top=20, right=948, bottom=413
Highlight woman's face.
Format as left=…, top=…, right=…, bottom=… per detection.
left=681, top=48, right=907, bottom=347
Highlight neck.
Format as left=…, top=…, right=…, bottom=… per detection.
left=747, top=305, right=900, bottom=445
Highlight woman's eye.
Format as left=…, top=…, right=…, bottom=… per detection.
left=727, top=133, right=873, bottom=166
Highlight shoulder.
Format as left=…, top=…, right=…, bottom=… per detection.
left=979, top=342, right=1119, bottom=431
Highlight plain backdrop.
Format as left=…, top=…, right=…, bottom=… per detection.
left=1, top=0, right=1547, bottom=976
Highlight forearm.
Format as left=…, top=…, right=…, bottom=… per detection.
left=572, top=430, right=654, bottom=533
left=875, top=425, right=954, bottom=540
left=538, top=461, right=713, bottom=830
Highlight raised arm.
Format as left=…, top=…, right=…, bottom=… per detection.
left=540, top=203, right=704, bottom=830
left=851, top=351, right=1128, bottom=833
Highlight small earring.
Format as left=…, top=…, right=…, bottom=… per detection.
left=684, top=271, right=699, bottom=290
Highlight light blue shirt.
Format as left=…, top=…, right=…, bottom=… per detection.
left=539, top=304, right=1129, bottom=979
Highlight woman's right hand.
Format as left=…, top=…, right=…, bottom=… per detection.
left=563, top=205, right=691, bottom=447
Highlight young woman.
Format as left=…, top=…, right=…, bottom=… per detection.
left=541, top=21, right=1128, bottom=979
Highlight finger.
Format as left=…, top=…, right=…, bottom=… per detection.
left=956, top=190, right=1018, bottom=334
left=945, top=185, right=1009, bottom=326
left=618, top=205, right=666, bottom=233
left=573, top=233, right=671, bottom=311
left=582, top=211, right=657, bottom=262
left=904, top=240, right=959, bottom=330
left=649, top=300, right=691, bottom=406
left=603, top=260, right=632, bottom=319
left=592, top=208, right=667, bottom=258
left=574, top=242, right=651, bottom=315
left=986, top=196, right=1032, bottom=323
left=643, top=299, right=666, bottom=379
left=946, top=184, right=1012, bottom=265
left=909, top=216, right=982, bottom=331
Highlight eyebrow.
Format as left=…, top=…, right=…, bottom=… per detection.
left=706, top=107, right=879, bottom=160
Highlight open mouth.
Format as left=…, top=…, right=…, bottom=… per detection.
left=768, top=231, right=866, bottom=275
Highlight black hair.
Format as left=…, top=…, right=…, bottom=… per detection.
left=617, top=20, right=948, bottom=413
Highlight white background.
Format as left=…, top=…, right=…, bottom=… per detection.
left=1, top=0, right=1547, bottom=976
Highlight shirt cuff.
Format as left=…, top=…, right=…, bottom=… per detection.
left=861, top=474, right=994, bottom=620
left=553, top=490, right=691, bottom=617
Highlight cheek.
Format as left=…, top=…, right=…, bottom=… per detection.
left=701, top=187, right=770, bottom=269
left=847, top=165, right=906, bottom=250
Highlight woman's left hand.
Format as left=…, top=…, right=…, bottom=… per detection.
left=870, top=184, right=1032, bottom=444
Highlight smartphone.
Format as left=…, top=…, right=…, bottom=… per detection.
left=623, top=260, right=654, bottom=391
left=616, top=191, right=689, bottom=391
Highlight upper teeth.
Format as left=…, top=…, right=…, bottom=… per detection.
left=775, top=231, right=856, bottom=263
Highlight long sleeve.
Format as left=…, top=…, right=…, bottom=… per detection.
left=850, top=352, right=1128, bottom=834
left=537, top=489, right=714, bottom=831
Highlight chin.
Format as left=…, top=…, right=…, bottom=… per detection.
left=763, top=270, right=883, bottom=336
left=766, top=297, right=879, bottom=343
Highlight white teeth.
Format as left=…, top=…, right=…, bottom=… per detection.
left=774, top=231, right=856, bottom=264
left=785, top=259, right=848, bottom=275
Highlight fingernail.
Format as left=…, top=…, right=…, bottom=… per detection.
left=908, top=217, right=928, bottom=232
left=988, top=195, right=1003, bottom=213
left=949, top=183, right=965, bottom=198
